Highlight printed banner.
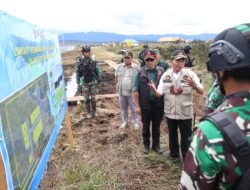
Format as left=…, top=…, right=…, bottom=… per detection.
left=0, top=11, right=67, bottom=189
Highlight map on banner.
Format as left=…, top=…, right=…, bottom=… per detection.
left=0, top=73, right=53, bottom=189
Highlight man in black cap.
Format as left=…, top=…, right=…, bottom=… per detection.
left=149, top=49, right=203, bottom=160
left=180, top=23, right=250, bottom=190
left=134, top=49, right=164, bottom=154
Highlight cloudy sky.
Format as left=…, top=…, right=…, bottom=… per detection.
left=1, top=0, right=249, bottom=35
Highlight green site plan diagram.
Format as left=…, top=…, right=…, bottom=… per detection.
left=0, top=73, right=54, bottom=189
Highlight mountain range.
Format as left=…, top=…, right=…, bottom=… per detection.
left=59, top=32, right=216, bottom=43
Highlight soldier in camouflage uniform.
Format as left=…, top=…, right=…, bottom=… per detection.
left=179, top=23, right=250, bottom=189
left=204, top=79, right=224, bottom=114
left=182, top=44, right=194, bottom=68
left=76, top=46, right=101, bottom=119
left=138, top=44, right=149, bottom=67
left=154, top=49, right=169, bottom=71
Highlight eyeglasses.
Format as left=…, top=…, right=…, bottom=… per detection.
left=145, top=58, right=155, bottom=62
left=124, top=56, right=131, bottom=59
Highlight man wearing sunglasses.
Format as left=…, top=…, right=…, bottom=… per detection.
left=149, top=49, right=203, bottom=161
left=134, top=50, right=165, bottom=154
left=180, top=23, right=250, bottom=190
left=115, top=51, right=139, bottom=129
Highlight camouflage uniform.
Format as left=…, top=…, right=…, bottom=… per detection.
left=204, top=80, right=224, bottom=114
left=179, top=91, right=250, bottom=189
left=76, top=56, right=101, bottom=116
left=184, top=55, right=193, bottom=68
left=156, top=59, right=169, bottom=71
left=138, top=49, right=147, bottom=67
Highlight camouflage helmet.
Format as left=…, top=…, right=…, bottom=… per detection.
left=207, top=23, right=250, bottom=72
left=81, top=45, right=91, bottom=53
left=143, top=44, right=149, bottom=48
left=183, top=44, right=192, bottom=54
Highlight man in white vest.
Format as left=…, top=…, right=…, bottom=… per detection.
left=149, top=49, right=203, bottom=160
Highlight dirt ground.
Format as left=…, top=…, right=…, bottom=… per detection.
left=39, top=48, right=204, bottom=190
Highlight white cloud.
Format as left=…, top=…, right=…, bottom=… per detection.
left=0, top=0, right=249, bottom=35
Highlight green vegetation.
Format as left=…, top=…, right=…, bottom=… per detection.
left=63, top=163, right=104, bottom=190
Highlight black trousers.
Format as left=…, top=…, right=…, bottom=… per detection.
left=166, top=118, right=192, bottom=160
left=141, top=101, right=163, bottom=149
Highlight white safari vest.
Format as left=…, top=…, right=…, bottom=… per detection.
left=162, top=68, right=194, bottom=119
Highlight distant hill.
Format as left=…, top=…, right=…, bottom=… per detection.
left=59, top=32, right=216, bottom=43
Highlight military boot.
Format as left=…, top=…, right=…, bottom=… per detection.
left=91, top=100, right=98, bottom=117
left=86, top=101, right=93, bottom=119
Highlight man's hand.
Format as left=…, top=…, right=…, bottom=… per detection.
left=183, top=76, right=197, bottom=89
left=148, top=80, right=157, bottom=92
left=135, top=106, right=141, bottom=115
left=184, top=76, right=203, bottom=95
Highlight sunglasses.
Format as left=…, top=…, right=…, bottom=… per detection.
left=124, top=56, right=131, bottom=59
left=145, top=58, right=155, bottom=62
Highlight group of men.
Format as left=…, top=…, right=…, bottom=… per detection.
left=115, top=45, right=203, bottom=158
left=75, top=23, right=250, bottom=189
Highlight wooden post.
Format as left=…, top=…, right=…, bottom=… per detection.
left=0, top=155, right=7, bottom=190
left=65, top=109, right=74, bottom=145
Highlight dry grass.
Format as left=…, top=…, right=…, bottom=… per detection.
left=92, top=47, right=120, bottom=61
left=40, top=97, right=182, bottom=190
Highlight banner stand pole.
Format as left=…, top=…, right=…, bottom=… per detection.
left=65, top=109, right=74, bottom=145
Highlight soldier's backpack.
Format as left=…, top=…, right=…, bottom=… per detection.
left=201, top=112, right=250, bottom=190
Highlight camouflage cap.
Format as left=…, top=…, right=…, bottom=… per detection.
left=170, top=49, right=187, bottom=60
